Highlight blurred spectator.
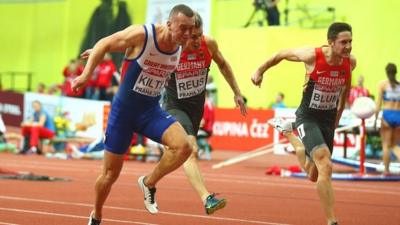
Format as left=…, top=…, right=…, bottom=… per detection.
left=69, top=135, right=105, bottom=160
left=347, top=75, right=370, bottom=107
left=200, top=91, right=215, bottom=136
left=197, top=91, right=215, bottom=160
left=106, top=69, right=121, bottom=101
left=36, top=82, right=46, bottom=94
left=96, top=53, right=117, bottom=101
left=47, top=84, right=61, bottom=95
left=375, top=63, right=400, bottom=175
left=205, top=75, right=217, bottom=106
left=20, top=100, right=56, bottom=154
left=36, top=82, right=61, bottom=96
left=62, top=59, right=85, bottom=98
left=265, top=0, right=280, bottom=26
left=269, top=92, right=286, bottom=109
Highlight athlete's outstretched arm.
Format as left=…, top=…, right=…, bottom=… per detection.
left=335, top=55, right=357, bottom=127
left=72, top=25, right=145, bottom=92
left=251, top=47, right=315, bottom=87
left=207, top=36, right=247, bottom=115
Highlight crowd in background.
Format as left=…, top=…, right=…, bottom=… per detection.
left=36, top=53, right=119, bottom=102
left=61, top=53, right=119, bottom=101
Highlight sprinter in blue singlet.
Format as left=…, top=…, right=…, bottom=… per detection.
left=72, top=5, right=195, bottom=225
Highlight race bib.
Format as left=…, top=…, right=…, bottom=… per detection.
left=133, top=68, right=168, bottom=97
left=176, top=68, right=208, bottom=99
left=309, top=89, right=340, bottom=110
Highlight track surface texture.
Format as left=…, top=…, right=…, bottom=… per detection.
left=0, top=152, right=399, bottom=225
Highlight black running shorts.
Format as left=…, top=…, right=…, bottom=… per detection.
left=294, top=115, right=335, bottom=160
left=166, top=108, right=202, bottom=136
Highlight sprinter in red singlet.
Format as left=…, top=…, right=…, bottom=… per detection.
left=163, top=12, right=246, bottom=215
left=251, top=22, right=356, bottom=225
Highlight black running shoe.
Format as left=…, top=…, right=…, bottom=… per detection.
left=331, top=222, right=338, bottom=225
left=204, top=193, right=226, bottom=215
left=88, top=215, right=101, bottom=225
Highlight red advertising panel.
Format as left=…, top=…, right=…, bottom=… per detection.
left=209, top=108, right=275, bottom=151
left=0, top=91, right=24, bottom=127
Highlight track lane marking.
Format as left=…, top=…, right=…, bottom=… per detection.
left=0, top=196, right=291, bottom=225
left=0, top=207, right=157, bottom=225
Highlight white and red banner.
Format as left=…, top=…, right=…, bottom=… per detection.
left=208, top=107, right=370, bottom=157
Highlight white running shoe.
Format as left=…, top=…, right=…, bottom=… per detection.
left=138, top=176, right=158, bottom=214
left=268, top=117, right=293, bottom=133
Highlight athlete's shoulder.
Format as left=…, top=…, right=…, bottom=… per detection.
left=378, top=79, right=388, bottom=87
left=293, top=46, right=316, bottom=63
left=203, top=34, right=215, bottom=42
left=376, top=80, right=389, bottom=92
left=123, top=25, right=146, bottom=42
left=349, top=54, right=356, bottom=70
left=204, top=35, right=217, bottom=47
left=153, top=24, right=164, bottom=33
left=126, top=24, right=146, bottom=34
left=154, top=24, right=175, bottom=38
left=203, top=35, right=218, bottom=55
left=302, top=46, right=317, bottom=56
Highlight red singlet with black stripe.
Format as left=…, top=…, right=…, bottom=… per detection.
left=164, top=35, right=212, bottom=111
left=297, top=47, right=351, bottom=120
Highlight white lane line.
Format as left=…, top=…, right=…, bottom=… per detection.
left=0, top=196, right=291, bottom=225
left=179, top=176, right=400, bottom=196
left=157, top=210, right=290, bottom=225
left=0, top=207, right=157, bottom=225
left=0, top=222, right=19, bottom=225
left=3, top=159, right=400, bottom=192
left=2, top=161, right=400, bottom=196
